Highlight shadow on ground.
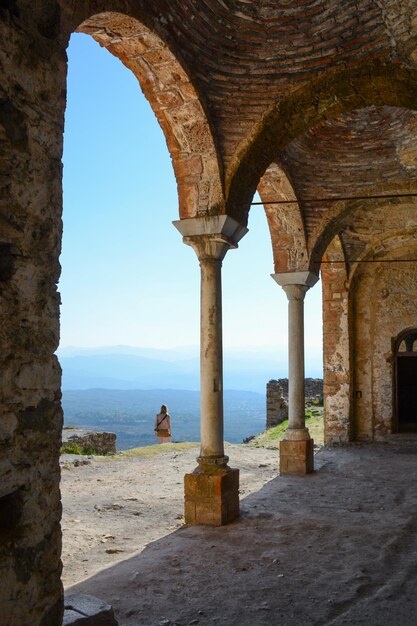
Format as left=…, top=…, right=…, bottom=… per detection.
left=68, top=442, right=417, bottom=625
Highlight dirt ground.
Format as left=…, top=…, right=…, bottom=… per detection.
left=60, top=443, right=280, bottom=586
left=63, top=439, right=417, bottom=625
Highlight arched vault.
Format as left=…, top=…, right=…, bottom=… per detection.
left=226, top=63, right=417, bottom=224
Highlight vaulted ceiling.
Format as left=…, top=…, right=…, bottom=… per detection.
left=62, top=0, right=417, bottom=268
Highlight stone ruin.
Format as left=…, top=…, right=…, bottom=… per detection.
left=62, top=428, right=116, bottom=455
left=266, top=380, right=288, bottom=429
left=266, top=378, right=323, bottom=428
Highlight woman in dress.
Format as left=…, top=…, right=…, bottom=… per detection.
left=154, top=404, right=171, bottom=443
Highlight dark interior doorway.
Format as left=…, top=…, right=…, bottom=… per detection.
left=396, top=331, right=417, bottom=432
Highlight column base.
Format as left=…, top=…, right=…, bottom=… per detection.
left=279, top=436, right=314, bottom=475
left=184, top=465, right=239, bottom=526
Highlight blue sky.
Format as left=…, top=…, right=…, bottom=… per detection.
left=61, top=33, right=323, bottom=358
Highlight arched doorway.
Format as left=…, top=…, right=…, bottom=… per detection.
left=395, top=329, right=417, bottom=432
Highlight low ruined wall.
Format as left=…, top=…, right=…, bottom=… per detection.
left=266, top=378, right=323, bottom=429
left=266, top=381, right=288, bottom=428
left=270, top=378, right=323, bottom=401
left=62, top=428, right=116, bottom=454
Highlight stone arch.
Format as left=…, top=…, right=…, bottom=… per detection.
left=348, top=225, right=417, bottom=284
left=73, top=10, right=224, bottom=218
left=396, top=328, right=417, bottom=353
left=226, top=62, right=417, bottom=223
left=257, top=162, right=308, bottom=273
left=308, top=180, right=417, bottom=273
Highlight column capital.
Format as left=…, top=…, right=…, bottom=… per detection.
left=282, top=283, right=309, bottom=302
left=173, top=215, right=248, bottom=260
left=271, top=271, right=319, bottom=289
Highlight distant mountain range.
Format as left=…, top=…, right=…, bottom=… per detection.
left=58, top=345, right=322, bottom=393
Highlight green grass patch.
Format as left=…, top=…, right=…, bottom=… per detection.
left=249, top=409, right=324, bottom=448
left=61, top=443, right=103, bottom=455
left=101, top=441, right=200, bottom=461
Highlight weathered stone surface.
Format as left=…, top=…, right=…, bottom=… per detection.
left=268, top=379, right=323, bottom=403
left=63, top=594, right=118, bottom=625
left=62, top=428, right=116, bottom=454
left=321, top=237, right=351, bottom=445
left=184, top=467, right=239, bottom=526
left=279, top=439, right=315, bottom=476
left=352, top=260, right=417, bottom=441
left=266, top=380, right=288, bottom=429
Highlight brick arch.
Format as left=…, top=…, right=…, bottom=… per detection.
left=309, top=181, right=417, bottom=272
left=226, top=62, right=417, bottom=223
left=348, top=223, right=417, bottom=285
left=76, top=11, right=224, bottom=218
left=257, top=162, right=308, bottom=273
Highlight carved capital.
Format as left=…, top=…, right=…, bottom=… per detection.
left=184, top=234, right=231, bottom=262
left=173, top=215, right=248, bottom=261
left=282, top=283, right=309, bottom=302
left=271, top=270, right=319, bottom=289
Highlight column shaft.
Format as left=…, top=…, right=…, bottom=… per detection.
left=173, top=217, right=248, bottom=524
left=273, top=275, right=318, bottom=475
left=287, top=287, right=308, bottom=430
left=199, top=257, right=225, bottom=460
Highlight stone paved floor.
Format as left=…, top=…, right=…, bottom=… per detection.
left=68, top=441, right=417, bottom=625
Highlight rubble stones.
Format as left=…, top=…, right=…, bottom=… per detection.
left=62, top=428, right=116, bottom=454
left=63, top=594, right=118, bottom=625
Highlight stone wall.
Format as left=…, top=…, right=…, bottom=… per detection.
left=270, top=378, right=323, bottom=401
left=266, top=381, right=288, bottom=428
left=266, top=378, right=323, bottom=429
left=351, top=260, right=417, bottom=441
left=62, top=428, right=116, bottom=455
left=0, top=3, right=68, bottom=623
left=321, top=239, right=352, bottom=444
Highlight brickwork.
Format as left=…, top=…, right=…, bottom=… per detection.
left=258, top=162, right=308, bottom=273
left=228, top=64, right=417, bottom=224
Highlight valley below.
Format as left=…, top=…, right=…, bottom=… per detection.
left=62, top=388, right=266, bottom=449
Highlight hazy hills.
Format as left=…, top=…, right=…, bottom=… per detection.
left=58, top=345, right=322, bottom=393
left=62, top=387, right=265, bottom=450
left=58, top=345, right=322, bottom=449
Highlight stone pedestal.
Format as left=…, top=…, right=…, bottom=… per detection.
left=279, top=438, right=314, bottom=475
left=184, top=466, right=239, bottom=526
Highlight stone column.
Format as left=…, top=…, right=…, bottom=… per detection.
left=174, top=216, right=247, bottom=525
left=272, top=271, right=318, bottom=474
